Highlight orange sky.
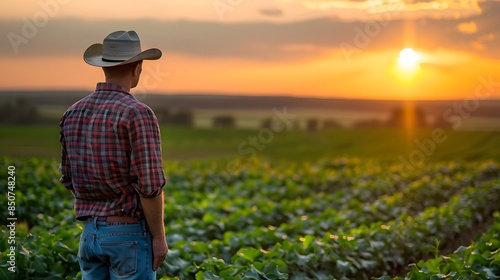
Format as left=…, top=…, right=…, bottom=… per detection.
left=1, top=0, right=500, bottom=100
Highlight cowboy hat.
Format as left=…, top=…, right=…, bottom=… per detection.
left=84, top=30, right=162, bottom=67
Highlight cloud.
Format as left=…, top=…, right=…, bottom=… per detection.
left=457, top=21, right=478, bottom=34
left=0, top=18, right=357, bottom=60
left=472, top=32, right=495, bottom=51
left=0, top=1, right=499, bottom=62
left=298, top=0, right=482, bottom=21
left=260, top=8, right=285, bottom=17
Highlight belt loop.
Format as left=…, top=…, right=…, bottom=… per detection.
left=93, top=216, right=98, bottom=230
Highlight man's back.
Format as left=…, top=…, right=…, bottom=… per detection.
left=60, top=82, right=165, bottom=221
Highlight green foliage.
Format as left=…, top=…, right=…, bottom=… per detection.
left=3, top=126, right=500, bottom=162
left=0, top=157, right=499, bottom=279
left=0, top=213, right=81, bottom=279
left=385, top=212, right=500, bottom=280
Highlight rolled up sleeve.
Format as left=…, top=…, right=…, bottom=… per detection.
left=128, top=107, right=166, bottom=197
left=59, top=120, right=74, bottom=192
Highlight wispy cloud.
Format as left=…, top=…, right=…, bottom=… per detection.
left=295, top=0, right=482, bottom=21
left=0, top=2, right=499, bottom=60
left=259, top=8, right=285, bottom=17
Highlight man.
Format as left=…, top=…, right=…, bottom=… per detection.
left=59, top=30, right=168, bottom=279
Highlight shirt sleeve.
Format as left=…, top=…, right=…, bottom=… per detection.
left=59, top=117, right=74, bottom=192
left=128, top=106, right=166, bottom=197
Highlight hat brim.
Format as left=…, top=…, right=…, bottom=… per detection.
left=83, top=43, right=162, bottom=67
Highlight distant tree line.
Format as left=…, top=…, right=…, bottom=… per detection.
left=303, top=118, right=343, bottom=131
left=151, top=105, right=456, bottom=130
left=0, top=98, right=39, bottom=124
left=153, top=108, right=240, bottom=129
left=351, top=105, right=449, bottom=129
left=0, top=101, right=446, bottom=130
left=213, top=115, right=235, bottom=128
left=154, top=107, right=194, bottom=127
left=299, top=105, right=452, bottom=131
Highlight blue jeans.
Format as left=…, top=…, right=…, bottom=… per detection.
left=77, top=217, right=155, bottom=280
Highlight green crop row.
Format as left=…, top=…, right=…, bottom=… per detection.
left=0, top=157, right=499, bottom=279
left=0, top=213, right=81, bottom=279
left=377, top=212, right=500, bottom=280
left=157, top=179, right=500, bottom=279
left=0, top=157, right=71, bottom=228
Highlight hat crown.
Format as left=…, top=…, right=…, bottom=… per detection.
left=102, top=31, right=142, bottom=62
left=83, top=30, right=161, bottom=67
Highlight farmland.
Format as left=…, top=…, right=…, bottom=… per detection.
left=2, top=125, right=500, bottom=162
left=1, top=153, right=499, bottom=279
left=1, top=121, right=500, bottom=279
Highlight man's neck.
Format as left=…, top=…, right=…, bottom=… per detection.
left=105, top=77, right=131, bottom=92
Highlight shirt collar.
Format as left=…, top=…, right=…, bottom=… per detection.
left=95, top=82, right=131, bottom=96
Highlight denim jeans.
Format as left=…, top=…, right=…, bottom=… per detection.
left=77, top=217, right=155, bottom=280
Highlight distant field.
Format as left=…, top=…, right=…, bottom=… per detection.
left=37, top=105, right=500, bottom=131
left=1, top=125, right=500, bottom=163
left=37, top=106, right=389, bottom=129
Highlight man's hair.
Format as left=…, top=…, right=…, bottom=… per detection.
left=102, top=61, right=141, bottom=78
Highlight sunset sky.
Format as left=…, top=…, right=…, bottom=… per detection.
left=1, top=0, right=500, bottom=100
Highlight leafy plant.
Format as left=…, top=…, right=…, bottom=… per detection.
left=0, top=157, right=499, bottom=279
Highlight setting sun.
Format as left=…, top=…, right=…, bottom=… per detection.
left=395, top=48, right=422, bottom=83
left=398, top=48, right=421, bottom=71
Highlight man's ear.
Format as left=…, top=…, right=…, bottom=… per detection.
left=133, top=61, right=142, bottom=76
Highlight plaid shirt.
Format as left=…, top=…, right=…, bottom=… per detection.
left=59, top=83, right=166, bottom=220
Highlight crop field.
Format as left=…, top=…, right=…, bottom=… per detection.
left=2, top=125, right=500, bottom=162
left=1, top=156, right=499, bottom=279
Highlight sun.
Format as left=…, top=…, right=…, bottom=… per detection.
left=395, top=48, right=422, bottom=82
left=398, top=48, right=421, bottom=71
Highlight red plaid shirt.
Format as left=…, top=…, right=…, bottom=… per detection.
left=59, top=83, right=166, bottom=220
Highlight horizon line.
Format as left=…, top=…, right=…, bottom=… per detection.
left=1, top=88, right=499, bottom=102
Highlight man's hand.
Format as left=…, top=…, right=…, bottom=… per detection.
left=140, top=191, right=167, bottom=271
left=152, top=237, right=168, bottom=271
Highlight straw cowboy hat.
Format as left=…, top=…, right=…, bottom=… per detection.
left=84, top=30, right=162, bottom=67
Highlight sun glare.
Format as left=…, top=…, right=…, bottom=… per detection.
left=398, top=48, right=420, bottom=71
left=395, top=48, right=422, bottom=83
